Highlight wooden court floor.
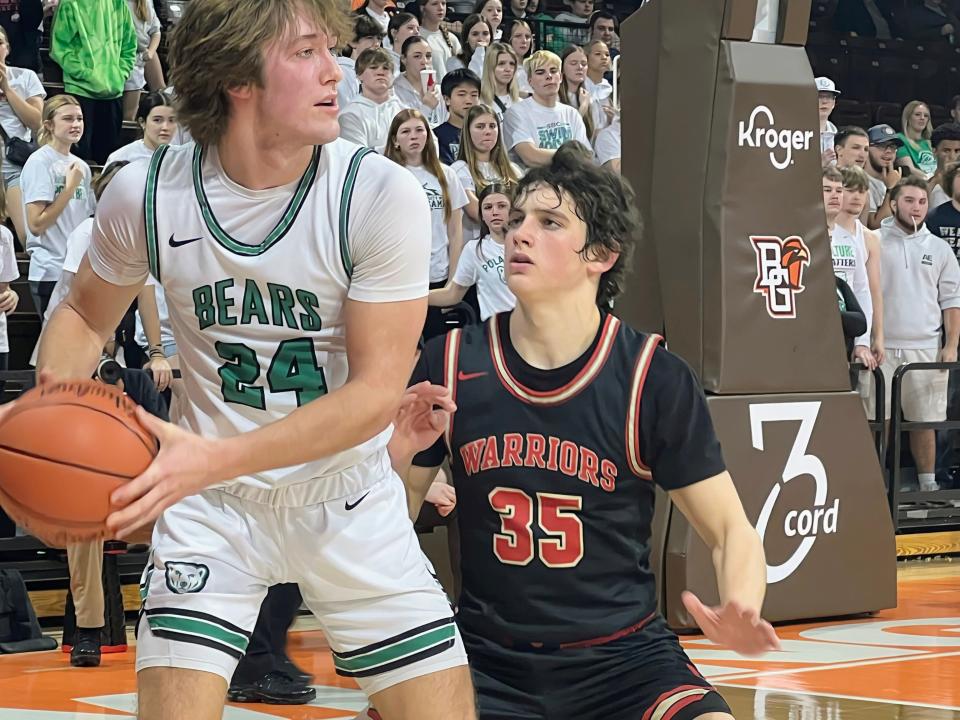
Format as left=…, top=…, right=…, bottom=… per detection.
left=0, top=560, right=958, bottom=719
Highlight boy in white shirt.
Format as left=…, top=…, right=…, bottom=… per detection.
left=337, top=15, right=387, bottom=111
left=503, top=50, right=591, bottom=168
left=338, top=48, right=407, bottom=154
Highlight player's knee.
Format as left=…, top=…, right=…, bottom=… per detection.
left=137, top=667, right=227, bottom=720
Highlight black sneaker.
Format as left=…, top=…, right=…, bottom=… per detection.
left=70, top=628, right=102, bottom=668
left=227, top=671, right=316, bottom=705
left=277, top=654, right=313, bottom=684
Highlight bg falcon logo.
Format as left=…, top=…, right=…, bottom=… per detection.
left=751, top=235, right=810, bottom=319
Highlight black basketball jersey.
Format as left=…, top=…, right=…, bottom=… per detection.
left=412, top=312, right=725, bottom=646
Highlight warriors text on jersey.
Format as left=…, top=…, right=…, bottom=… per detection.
left=87, top=139, right=431, bottom=504
left=413, top=312, right=726, bottom=645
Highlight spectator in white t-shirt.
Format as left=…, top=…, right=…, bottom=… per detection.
left=338, top=48, right=407, bottom=154
left=584, top=40, right=612, bottom=105
left=474, top=0, right=504, bottom=39
left=816, top=76, right=841, bottom=167
left=505, top=18, right=534, bottom=94
left=559, top=45, right=609, bottom=140
left=386, top=12, right=420, bottom=76
left=337, top=14, right=387, bottom=111
left=594, top=113, right=620, bottom=172
left=504, top=50, right=592, bottom=168
left=105, top=91, right=176, bottom=166
left=414, top=0, right=461, bottom=80
left=357, top=0, right=392, bottom=36
left=393, top=36, right=448, bottom=126
left=429, top=183, right=516, bottom=320
left=0, top=205, right=18, bottom=371
left=480, top=42, right=521, bottom=120
left=122, top=0, right=161, bottom=121
left=20, top=94, right=94, bottom=317
left=385, top=108, right=468, bottom=337
left=446, top=14, right=491, bottom=73
left=451, top=103, right=521, bottom=240
left=0, top=26, right=45, bottom=245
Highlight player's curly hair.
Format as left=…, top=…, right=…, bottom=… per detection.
left=513, top=143, right=642, bottom=305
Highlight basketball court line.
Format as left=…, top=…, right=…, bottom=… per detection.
left=705, top=648, right=960, bottom=681
left=714, top=684, right=960, bottom=713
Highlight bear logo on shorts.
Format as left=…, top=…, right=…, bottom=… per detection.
left=164, top=562, right=210, bottom=594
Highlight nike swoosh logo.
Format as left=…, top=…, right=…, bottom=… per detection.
left=458, top=371, right=487, bottom=381
left=168, top=234, right=203, bottom=247
left=344, top=492, right=371, bottom=511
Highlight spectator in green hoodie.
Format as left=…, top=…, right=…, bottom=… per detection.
left=50, top=0, right=136, bottom=164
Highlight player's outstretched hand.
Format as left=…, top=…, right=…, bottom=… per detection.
left=425, top=481, right=456, bottom=516
left=389, top=381, right=456, bottom=461
left=106, top=406, right=218, bottom=539
left=681, top=591, right=781, bottom=657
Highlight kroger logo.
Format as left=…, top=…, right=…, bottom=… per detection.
left=738, top=105, right=815, bottom=170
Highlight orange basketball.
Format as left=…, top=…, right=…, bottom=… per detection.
left=0, top=380, right=158, bottom=546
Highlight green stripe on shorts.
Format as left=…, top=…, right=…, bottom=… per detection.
left=147, top=614, right=249, bottom=652
left=333, top=624, right=455, bottom=674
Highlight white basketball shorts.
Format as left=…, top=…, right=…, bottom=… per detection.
left=135, top=471, right=467, bottom=696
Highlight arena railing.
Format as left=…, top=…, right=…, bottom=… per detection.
left=889, top=361, right=960, bottom=533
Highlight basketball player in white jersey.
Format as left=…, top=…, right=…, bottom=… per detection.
left=23, top=1, right=475, bottom=718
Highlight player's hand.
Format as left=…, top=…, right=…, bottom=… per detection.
left=425, top=481, right=456, bottom=516
left=0, top=288, right=18, bottom=314
left=853, top=345, right=877, bottom=371
left=145, top=356, right=173, bottom=392
left=389, top=381, right=456, bottom=462
left=882, top=165, right=902, bottom=189
left=681, top=591, right=781, bottom=657
left=939, top=346, right=958, bottom=364
left=106, top=407, right=219, bottom=538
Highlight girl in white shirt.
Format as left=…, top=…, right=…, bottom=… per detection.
left=584, top=40, right=614, bottom=107
left=393, top=36, right=448, bottom=127
left=474, top=0, right=504, bottom=39
left=105, top=91, right=177, bottom=167
left=20, top=94, right=94, bottom=317
left=446, top=15, right=492, bottom=73
left=559, top=45, right=608, bottom=140
left=480, top=42, right=521, bottom=119
left=386, top=108, right=468, bottom=337
left=0, top=26, right=46, bottom=245
left=123, top=0, right=162, bottom=121
left=429, top=182, right=516, bottom=321
left=505, top=18, right=534, bottom=94
left=451, top=103, right=521, bottom=240
left=386, top=12, right=420, bottom=76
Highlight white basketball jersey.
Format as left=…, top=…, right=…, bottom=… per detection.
left=143, top=140, right=389, bottom=504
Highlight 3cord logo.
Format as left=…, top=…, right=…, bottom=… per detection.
left=750, top=402, right=840, bottom=584
left=738, top=105, right=814, bottom=170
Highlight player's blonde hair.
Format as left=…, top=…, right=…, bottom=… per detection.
left=37, top=94, right=82, bottom=146
left=167, top=0, right=353, bottom=148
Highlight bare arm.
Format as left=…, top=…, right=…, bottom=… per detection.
left=944, top=307, right=960, bottom=356
left=462, top=188, right=479, bottom=222
left=446, top=208, right=464, bottom=285
left=3, top=91, right=43, bottom=134
left=669, top=472, right=767, bottom=612
left=429, top=280, right=469, bottom=307
left=864, top=229, right=884, bottom=355
left=137, top=283, right=163, bottom=349
left=26, top=194, right=78, bottom=237
left=514, top=141, right=556, bottom=168
left=37, top=256, right=147, bottom=380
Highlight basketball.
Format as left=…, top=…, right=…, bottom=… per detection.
left=0, top=381, right=158, bottom=546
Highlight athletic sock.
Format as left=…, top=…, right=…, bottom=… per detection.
left=919, top=473, right=939, bottom=491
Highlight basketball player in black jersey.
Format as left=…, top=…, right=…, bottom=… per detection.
left=388, top=146, right=781, bottom=720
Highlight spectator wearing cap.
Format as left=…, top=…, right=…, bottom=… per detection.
left=866, top=123, right=903, bottom=229
left=896, top=100, right=937, bottom=179
left=927, top=162, right=960, bottom=258
left=928, top=123, right=960, bottom=210
left=816, top=76, right=840, bottom=167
